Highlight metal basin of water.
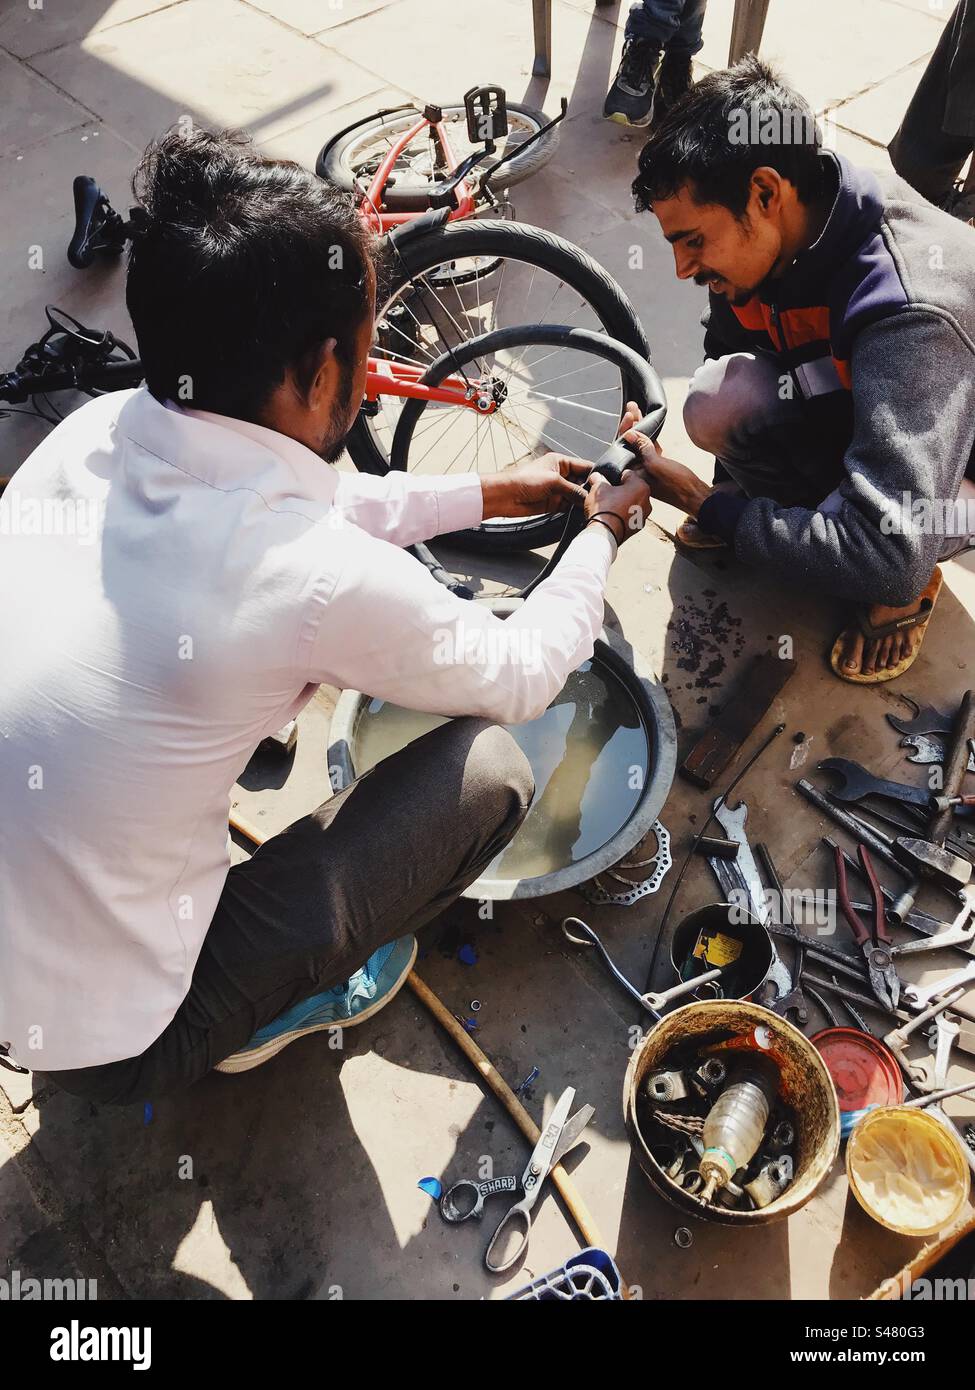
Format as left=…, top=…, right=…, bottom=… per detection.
left=326, top=615, right=676, bottom=900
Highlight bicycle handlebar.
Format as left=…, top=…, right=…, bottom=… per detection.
left=0, top=356, right=144, bottom=404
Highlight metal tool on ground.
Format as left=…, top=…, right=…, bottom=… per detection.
left=803, top=971, right=911, bottom=1024
left=905, top=958, right=975, bottom=1010
left=703, top=803, right=793, bottom=1005
left=908, top=1010, right=959, bottom=1094
left=902, top=732, right=975, bottom=774
left=754, top=841, right=809, bottom=1026
left=643, top=968, right=727, bottom=1013
left=831, top=976, right=870, bottom=1032
left=818, top=757, right=932, bottom=811
left=798, top=778, right=972, bottom=892
left=827, top=836, right=973, bottom=941
left=560, top=916, right=661, bottom=1020
left=440, top=1086, right=595, bottom=1273
left=890, top=903, right=975, bottom=957
left=904, top=1078, right=975, bottom=1108
left=833, top=843, right=901, bottom=1011
left=883, top=988, right=965, bottom=1085
left=680, top=651, right=797, bottom=788
left=888, top=698, right=956, bottom=738
left=841, top=800, right=974, bottom=860
left=931, top=790, right=975, bottom=813
left=928, top=691, right=975, bottom=846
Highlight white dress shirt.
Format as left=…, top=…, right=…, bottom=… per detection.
left=0, top=387, right=616, bottom=1071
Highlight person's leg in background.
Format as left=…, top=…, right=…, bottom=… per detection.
left=605, top=0, right=707, bottom=127
left=889, top=0, right=975, bottom=219
left=41, top=718, right=534, bottom=1105
left=653, top=0, right=708, bottom=128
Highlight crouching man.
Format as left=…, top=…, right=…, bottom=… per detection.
left=624, top=57, right=975, bottom=682
left=0, top=128, right=651, bottom=1102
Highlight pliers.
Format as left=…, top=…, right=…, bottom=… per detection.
left=832, top=843, right=900, bottom=1011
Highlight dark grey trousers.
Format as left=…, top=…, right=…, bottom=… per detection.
left=41, top=718, right=533, bottom=1106
left=889, top=0, right=975, bottom=207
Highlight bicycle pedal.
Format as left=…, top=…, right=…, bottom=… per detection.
left=463, top=85, right=508, bottom=145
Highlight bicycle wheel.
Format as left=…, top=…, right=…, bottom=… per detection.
left=345, top=218, right=652, bottom=552
left=390, top=324, right=664, bottom=554
left=316, top=103, right=559, bottom=211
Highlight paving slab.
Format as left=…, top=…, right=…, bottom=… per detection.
left=246, top=0, right=406, bottom=35
left=0, top=46, right=94, bottom=153
left=0, top=0, right=181, bottom=60
left=30, top=0, right=382, bottom=149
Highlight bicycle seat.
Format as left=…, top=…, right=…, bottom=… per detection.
left=68, top=175, right=126, bottom=269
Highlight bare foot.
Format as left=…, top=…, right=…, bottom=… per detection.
left=838, top=601, right=925, bottom=676
left=835, top=569, right=942, bottom=679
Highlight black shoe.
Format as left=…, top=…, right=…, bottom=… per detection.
left=603, top=37, right=661, bottom=127
left=651, top=51, right=694, bottom=129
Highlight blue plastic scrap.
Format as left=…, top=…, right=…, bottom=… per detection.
left=143, top=1101, right=153, bottom=1125
left=457, top=944, right=478, bottom=966
left=514, top=1066, right=539, bottom=1096
left=418, top=1177, right=443, bottom=1201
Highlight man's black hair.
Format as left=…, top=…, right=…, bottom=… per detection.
left=126, top=126, right=378, bottom=421
left=633, top=56, right=827, bottom=217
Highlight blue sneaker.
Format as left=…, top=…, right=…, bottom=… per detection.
left=214, top=935, right=417, bottom=1074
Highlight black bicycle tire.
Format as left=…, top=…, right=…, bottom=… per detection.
left=392, top=321, right=658, bottom=475
left=344, top=218, right=652, bottom=552
left=316, top=102, right=560, bottom=211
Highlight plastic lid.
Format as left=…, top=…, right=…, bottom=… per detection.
left=811, top=1028, right=904, bottom=1113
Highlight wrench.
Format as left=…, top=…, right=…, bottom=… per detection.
left=643, top=969, right=726, bottom=1013
left=891, top=904, right=975, bottom=957
left=712, top=800, right=771, bottom=925
left=818, top=757, right=933, bottom=810
left=902, top=733, right=975, bottom=774
left=905, top=958, right=975, bottom=1009
left=909, top=1012, right=960, bottom=1093
left=887, top=698, right=956, bottom=737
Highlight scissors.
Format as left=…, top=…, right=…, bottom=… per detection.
left=832, top=842, right=901, bottom=1011
left=439, top=1086, right=594, bottom=1273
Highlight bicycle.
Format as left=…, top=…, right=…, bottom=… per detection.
left=0, top=308, right=667, bottom=597
left=61, top=85, right=653, bottom=553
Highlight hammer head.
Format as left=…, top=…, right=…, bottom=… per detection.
left=894, top=836, right=972, bottom=889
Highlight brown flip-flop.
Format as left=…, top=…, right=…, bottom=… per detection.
left=829, top=567, right=943, bottom=684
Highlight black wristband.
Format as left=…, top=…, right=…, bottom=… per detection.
left=587, top=515, right=624, bottom=546
left=588, top=510, right=627, bottom=543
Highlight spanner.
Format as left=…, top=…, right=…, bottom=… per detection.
left=712, top=800, right=771, bottom=924
left=818, top=757, right=932, bottom=810
left=904, top=958, right=975, bottom=1009
left=707, top=802, right=792, bottom=1003
left=885, top=988, right=966, bottom=1081
left=902, top=733, right=975, bottom=774
left=909, top=1011, right=960, bottom=1093
left=887, top=698, right=956, bottom=737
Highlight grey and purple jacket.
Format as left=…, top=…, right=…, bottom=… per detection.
left=696, top=151, right=975, bottom=605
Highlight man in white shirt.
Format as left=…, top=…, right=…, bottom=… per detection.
left=0, top=127, right=652, bottom=1103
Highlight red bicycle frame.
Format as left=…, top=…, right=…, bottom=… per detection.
left=358, top=110, right=498, bottom=415
left=358, top=111, right=477, bottom=234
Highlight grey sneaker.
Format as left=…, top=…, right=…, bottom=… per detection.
left=604, top=38, right=661, bottom=127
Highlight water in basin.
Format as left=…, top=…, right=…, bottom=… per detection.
left=351, top=658, right=650, bottom=884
